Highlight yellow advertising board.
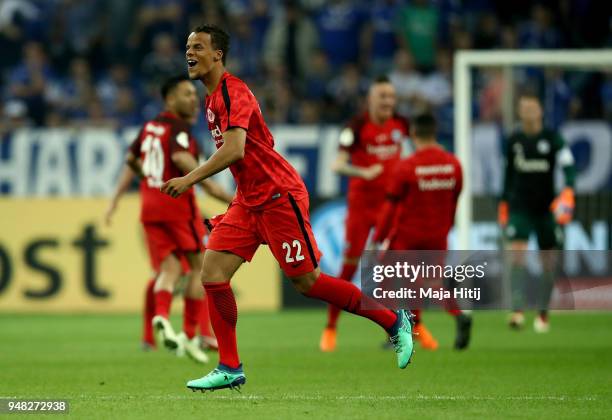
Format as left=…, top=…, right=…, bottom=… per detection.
left=0, top=195, right=280, bottom=312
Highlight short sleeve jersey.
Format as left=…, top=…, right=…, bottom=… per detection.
left=338, top=112, right=409, bottom=196
left=386, top=146, right=462, bottom=240
left=129, top=112, right=200, bottom=222
left=205, top=72, right=307, bottom=209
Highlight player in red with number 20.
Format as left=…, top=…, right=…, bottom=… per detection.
left=125, top=76, right=232, bottom=363
left=161, top=24, right=414, bottom=392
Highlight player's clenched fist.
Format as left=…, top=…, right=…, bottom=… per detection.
left=161, top=176, right=191, bottom=198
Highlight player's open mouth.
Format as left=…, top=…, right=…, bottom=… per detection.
left=187, top=60, right=198, bottom=68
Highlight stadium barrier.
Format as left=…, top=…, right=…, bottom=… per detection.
left=0, top=195, right=280, bottom=313
left=0, top=122, right=610, bottom=198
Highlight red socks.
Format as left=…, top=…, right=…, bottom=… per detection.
left=199, top=295, right=213, bottom=337
left=143, top=278, right=156, bottom=346
left=205, top=282, right=240, bottom=368
left=326, top=263, right=358, bottom=329
left=339, top=263, right=358, bottom=283
left=183, top=297, right=203, bottom=339
left=307, top=273, right=397, bottom=331
left=154, top=290, right=172, bottom=318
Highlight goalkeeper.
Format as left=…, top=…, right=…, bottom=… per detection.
left=499, top=92, right=576, bottom=332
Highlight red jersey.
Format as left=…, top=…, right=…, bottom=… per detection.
left=339, top=112, right=409, bottom=198
left=205, top=72, right=307, bottom=209
left=375, top=145, right=462, bottom=242
left=129, top=111, right=201, bottom=222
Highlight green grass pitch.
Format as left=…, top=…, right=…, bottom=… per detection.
left=1, top=311, right=611, bottom=419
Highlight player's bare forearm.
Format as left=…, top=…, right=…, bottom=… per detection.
left=106, top=164, right=136, bottom=226
left=201, top=179, right=234, bottom=204
left=161, top=129, right=246, bottom=198
left=184, top=133, right=245, bottom=186
left=333, top=151, right=363, bottom=177
left=172, top=151, right=199, bottom=174
left=332, top=151, right=382, bottom=180
left=125, top=152, right=144, bottom=178
left=112, top=164, right=136, bottom=200
left=172, top=151, right=234, bottom=203
left=334, top=162, right=369, bottom=178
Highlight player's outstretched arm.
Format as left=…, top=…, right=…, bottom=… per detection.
left=161, top=128, right=246, bottom=198
left=171, top=151, right=234, bottom=204
left=105, top=163, right=137, bottom=226
left=332, top=150, right=383, bottom=180
left=200, top=179, right=234, bottom=204
left=125, top=151, right=144, bottom=178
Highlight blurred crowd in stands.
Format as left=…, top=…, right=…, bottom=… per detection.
left=1, top=0, right=610, bottom=140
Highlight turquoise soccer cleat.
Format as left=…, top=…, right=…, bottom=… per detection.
left=388, top=310, right=415, bottom=369
left=187, top=364, right=246, bottom=392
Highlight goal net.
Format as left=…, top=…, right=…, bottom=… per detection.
left=452, top=49, right=612, bottom=250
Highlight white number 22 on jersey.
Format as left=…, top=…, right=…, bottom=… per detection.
left=141, top=124, right=165, bottom=188
left=282, top=240, right=305, bottom=263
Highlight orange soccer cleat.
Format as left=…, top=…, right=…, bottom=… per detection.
left=319, top=327, right=337, bottom=352
left=413, top=323, right=439, bottom=351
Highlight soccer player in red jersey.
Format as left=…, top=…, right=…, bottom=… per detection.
left=119, top=75, right=233, bottom=362
left=106, top=165, right=220, bottom=352
left=320, top=76, right=410, bottom=352
left=160, top=24, right=415, bottom=391
left=373, top=113, right=473, bottom=350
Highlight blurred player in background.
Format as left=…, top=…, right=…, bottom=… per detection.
left=108, top=75, right=233, bottom=363
left=161, top=24, right=414, bottom=392
left=373, top=113, right=473, bottom=350
left=499, top=93, right=576, bottom=332
left=106, top=166, right=221, bottom=353
left=320, top=76, right=410, bottom=352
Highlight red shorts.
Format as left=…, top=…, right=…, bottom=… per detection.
left=206, top=194, right=322, bottom=277
left=344, top=200, right=384, bottom=259
left=143, top=219, right=206, bottom=272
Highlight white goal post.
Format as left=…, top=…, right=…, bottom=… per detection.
left=453, top=49, right=612, bottom=250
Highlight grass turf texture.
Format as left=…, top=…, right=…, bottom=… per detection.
left=1, top=311, right=611, bottom=419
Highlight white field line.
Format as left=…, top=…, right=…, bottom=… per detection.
left=60, top=394, right=597, bottom=402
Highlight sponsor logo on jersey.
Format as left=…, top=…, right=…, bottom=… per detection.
left=366, top=143, right=399, bottom=158
left=375, top=133, right=389, bottom=143
left=210, top=124, right=223, bottom=145
left=415, top=164, right=454, bottom=176
left=513, top=143, right=550, bottom=172
left=418, top=177, right=456, bottom=191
